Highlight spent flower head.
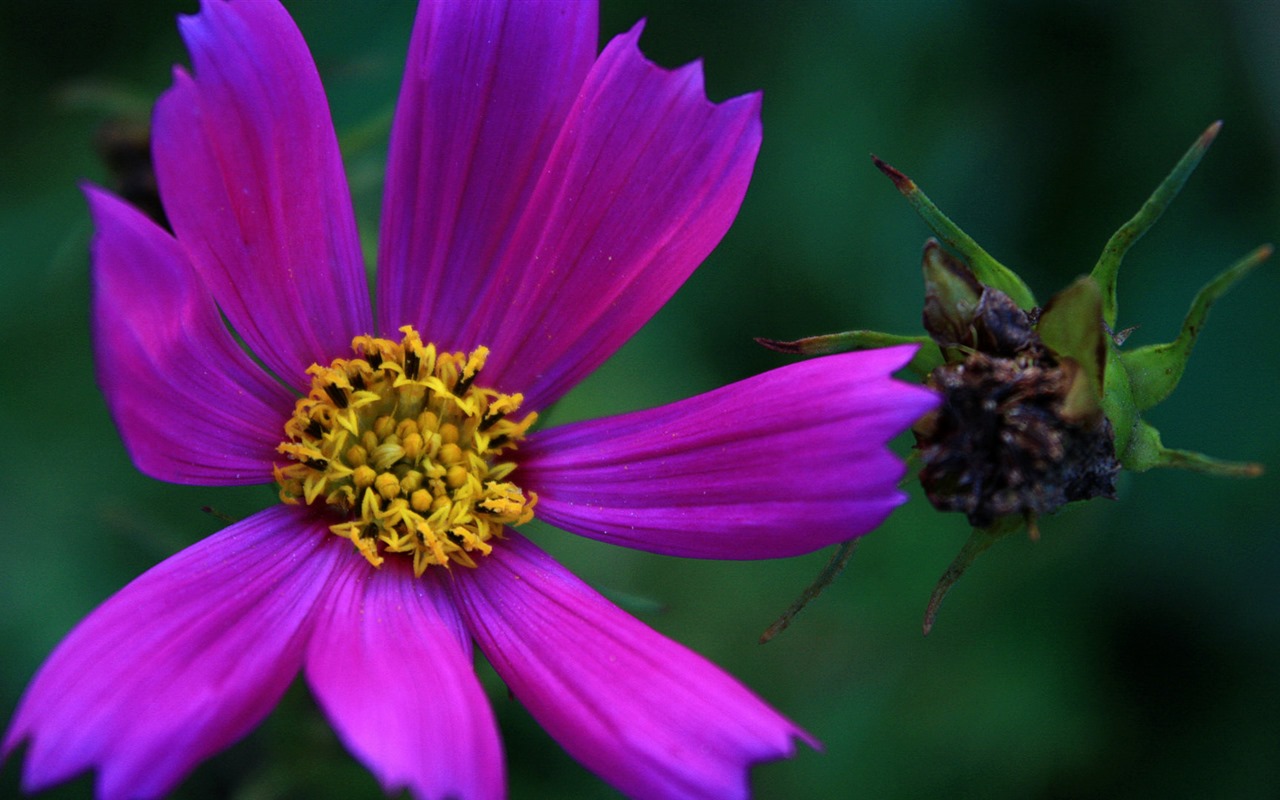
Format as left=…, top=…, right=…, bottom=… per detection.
left=760, top=122, right=1268, bottom=635
left=2, top=2, right=938, bottom=798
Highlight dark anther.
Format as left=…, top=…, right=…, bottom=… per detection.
left=323, top=384, right=349, bottom=409
left=304, top=457, right=329, bottom=471
left=305, top=419, right=325, bottom=440
left=404, top=350, right=420, bottom=380
left=367, top=352, right=383, bottom=369
left=488, top=434, right=509, bottom=449
left=350, top=372, right=366, bottom=391
left=446, top=531, right=465, bottom=545
left=479, top=410, right=505, bottom=431
left=454, top=371, right=477, bottom=396
left=360, top=524, right=378, bottom=539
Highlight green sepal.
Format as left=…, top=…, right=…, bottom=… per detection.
left=873, top=155, right=1037, bottom=310
left=1119, top=416, right=1263, bottom=476
left=921, top=238, right=1000, bottom=364
left=756, top=331, right=942, bottom=378
left=921, top=239, right=983, bottom=350
left=1100, top=342, right=1138, bottom=457
left=1036, top=276, right=1106, bottom=422
left=1120, top=244, right=1272, bottom=411
left=1091, top=122, right=1222, bottom=329
left=922, top=517, right=1024, bottom=635
left=759, top=539, right=860, bottom=643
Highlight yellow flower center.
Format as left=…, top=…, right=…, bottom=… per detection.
left=274, top=325, right=537, bottom=575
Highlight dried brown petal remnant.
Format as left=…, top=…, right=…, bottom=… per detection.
left=912, top=248, right=1119, bottom=528
left=915, top=352, right=1119, bottom=528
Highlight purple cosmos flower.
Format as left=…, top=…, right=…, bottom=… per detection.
left=4, top=1, right=937, bottom=798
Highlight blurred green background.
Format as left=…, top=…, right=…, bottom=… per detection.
left=3, top=0, right=1278, bottom=797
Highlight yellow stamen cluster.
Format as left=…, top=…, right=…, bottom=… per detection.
left=275, top=326, right=537, bottom=575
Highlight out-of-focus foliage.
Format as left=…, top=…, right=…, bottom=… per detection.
left=2, top=1, right=1277, bottom=797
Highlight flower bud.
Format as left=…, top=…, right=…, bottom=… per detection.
left=761, top=122, right=1268, bottom=637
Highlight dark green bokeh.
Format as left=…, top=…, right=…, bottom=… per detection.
left=3, top=1, right=1278, bottom=797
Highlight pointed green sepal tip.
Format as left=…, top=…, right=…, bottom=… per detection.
left=1152, top=448, right=1264, bottom=477
left=1036, top=276, right=1106, bottom=423
left=923, top=518, right=1024, bottom=635
left=872, top=154, right=1037, bottom=310
left=1120, top=243, right=1272, bottom=412
left=756, top=331, right=942, bottom=377
left=759, top=539, right=860, bottom=643
left=1091, top=121, right=1224, bottom=328
left=1120, top=417, right=1264, bottom=477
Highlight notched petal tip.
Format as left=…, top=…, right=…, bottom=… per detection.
left=4, top=510, right=338, bottom=799
left=476, top=11, right=762, bottom=409
left=449, top=535, right=814, bottom=798
left=156, top=0, right=372, bottom=391
left=618, top=16, right=762, bottom=111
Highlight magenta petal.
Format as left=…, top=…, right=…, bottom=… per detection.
left=454, top=23, right=763, bottom=411
left=377, top=0, right=597, bottom=343
left=449, top=533, right=812, bottom=799
left=3, top=507, right=344, bottom=800
left=519, top=346, right=939, bottom=558
left=152, top=0, right=371, bottom=391
left=86, top=185, right=293, bottom=486
left=306, top=557, right=503, bottom=800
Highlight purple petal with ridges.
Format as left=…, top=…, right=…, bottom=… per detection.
left=518, top=346, right=938, bottom=558
left=3, top=507, right=345, bottom=800
left=306, top=555, right=503, bottom=800
left=446, top=22, right=762, bottom=412
left=449, top=533, right=812, bottom=799
left=377, top=0, right=597, bottom=344
left=152, top=0, right=371, bottom=392
left=86, top=185, right=293, bottom=486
